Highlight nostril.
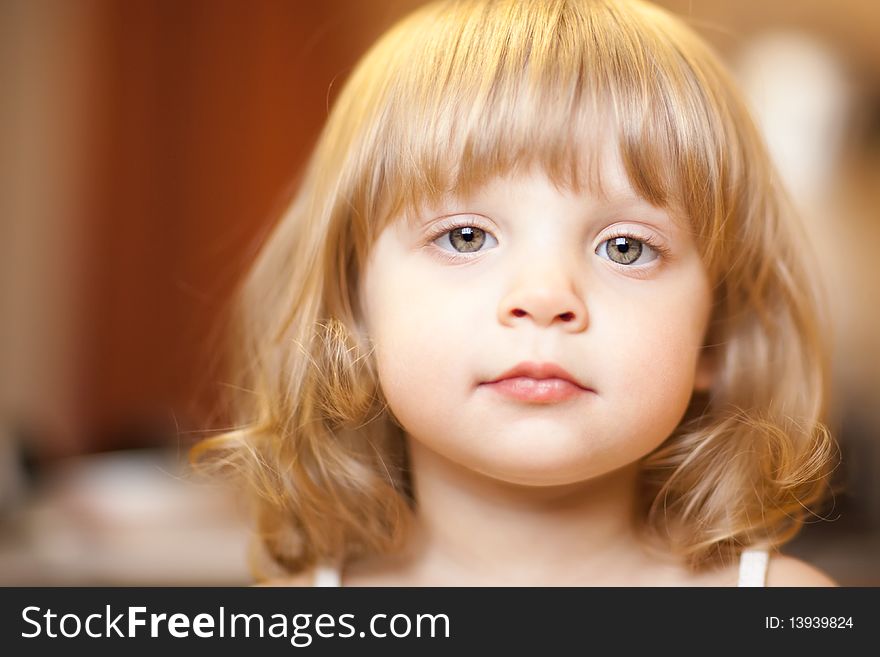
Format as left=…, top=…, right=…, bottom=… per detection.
left=558, top=312, right=575, bottom=322
left=512, top=308, right=527, bottom=317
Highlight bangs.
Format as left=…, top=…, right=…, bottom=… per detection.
left=332, top=0, right=736, bottom=262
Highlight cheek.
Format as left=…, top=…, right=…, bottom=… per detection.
left=365, top=250, right=485, bottom=354
left=398, top=298, right=483, bottom=351
left=371, top=313, right=468, bottom=444
left=598, top=279, right=710, bottom=433
left=362, top=261, right=477, bottom=419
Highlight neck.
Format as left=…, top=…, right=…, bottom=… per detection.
left=397, top=436, right=655, bottom=586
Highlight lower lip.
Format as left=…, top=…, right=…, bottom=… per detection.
left=481, top=377, right=590, bottom=403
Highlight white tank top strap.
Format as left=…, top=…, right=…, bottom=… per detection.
left=737, top=548, right=770, bottom=587
left=312, top=562, right=343, bottom=587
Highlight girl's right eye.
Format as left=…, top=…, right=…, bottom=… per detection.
left=432, top=224, right=499, bottom=254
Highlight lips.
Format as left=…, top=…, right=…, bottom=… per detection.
left=485, top=361, right=590, bottom=390
left=481, top=361, right=593, bottom=403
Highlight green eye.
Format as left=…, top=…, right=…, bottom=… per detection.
left=435, top=226, right=498, bottom=253
left=596, top=236, right=658, bottom=266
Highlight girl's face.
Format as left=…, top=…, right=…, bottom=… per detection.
left=358, top=149, right=713, bottom=486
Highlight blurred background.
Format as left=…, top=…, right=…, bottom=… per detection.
left=1, top=0, right=878, bottom=585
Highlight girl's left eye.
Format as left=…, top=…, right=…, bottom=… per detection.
left=595, top=236, right=661, bottom=266
left=432, top=225, right=499, bottom=254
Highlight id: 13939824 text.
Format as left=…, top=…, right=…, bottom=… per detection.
left=765, top=616, right=853, bottom=629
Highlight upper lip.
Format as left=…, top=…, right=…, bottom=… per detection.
left=484, top=361, right=590, bottom=390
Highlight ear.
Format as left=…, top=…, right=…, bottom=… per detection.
left=693, top=346, right=716, bottom=393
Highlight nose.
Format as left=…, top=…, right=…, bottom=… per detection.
left=498, top=265, right=588, bottom=332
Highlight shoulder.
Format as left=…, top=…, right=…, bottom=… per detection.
left=252, top=569, right=315, bottom=587
left=765, top=555, right=837, bottom=587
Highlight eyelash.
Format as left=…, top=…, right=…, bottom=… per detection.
left=425, top=218, right=671, bottom=268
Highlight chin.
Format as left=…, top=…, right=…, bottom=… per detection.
left=476, top=466, right=603, bottom=488
left=466, top=448, right=615, bottom=488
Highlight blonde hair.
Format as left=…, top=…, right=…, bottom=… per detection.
left=192, top=0, right=837, bottom=577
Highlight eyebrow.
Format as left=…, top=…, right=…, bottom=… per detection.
left=596, top=184, right=664, bottom=209
left=601, top=193, right=671, bottom=216
left=400, top=182, right=690, bottom=236
left=598, top=189, right=690, bottom=231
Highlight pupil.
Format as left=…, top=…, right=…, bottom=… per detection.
left=461, top=227, right=474, bottom=241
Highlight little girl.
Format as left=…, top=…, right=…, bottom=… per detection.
left=193, top=0, right=838, bottom=586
